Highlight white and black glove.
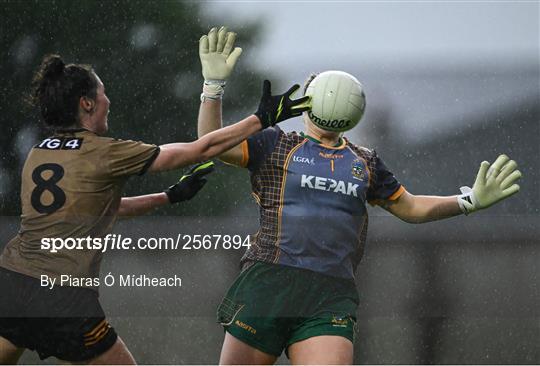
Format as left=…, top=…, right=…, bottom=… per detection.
left=457, top=154, right=521, bottom=215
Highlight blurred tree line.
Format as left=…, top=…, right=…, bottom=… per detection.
left=0, top=0, right=264, bottom=217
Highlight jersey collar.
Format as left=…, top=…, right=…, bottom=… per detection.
left=300, top=132, right=346, bottom=149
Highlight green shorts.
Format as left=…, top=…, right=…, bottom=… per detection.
left=217, top=261, right=359, bottom=357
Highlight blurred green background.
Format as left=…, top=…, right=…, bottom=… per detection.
left=0, top=0, right=261, bottom=216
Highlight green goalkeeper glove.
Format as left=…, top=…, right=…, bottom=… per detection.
left=165, top=161, right=215, bottom=203
left=255, top=80, right=311, bottom=129
left=457, top=154, right=521, bottom=215
left=199, top=26, right=242, bottom=100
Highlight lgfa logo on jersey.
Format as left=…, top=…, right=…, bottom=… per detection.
left=301, top=175, right=359, bottom=197
left=293, top=155, right=315, bottom=165
left=351, top=159, right=366, bottom=181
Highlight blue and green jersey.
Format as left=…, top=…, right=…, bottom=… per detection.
left=239, top=126, right=404, bottom=279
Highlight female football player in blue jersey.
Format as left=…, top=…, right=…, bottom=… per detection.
left=198, top=67, right=522, bottom=364
left=0, top=26, right=308, bottom=364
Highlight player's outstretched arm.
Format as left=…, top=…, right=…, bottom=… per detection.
left=382, top=154, right=521, bottom=223
left=149, top=114, right=260, bottom=172
left=198, top=80, right=310, bottom=166
left=148, top=26, right=308, bottom=173
left=118, top=162, right=214, bottom=217
left=150, top=80, right=309, bottom=172
left=382, top=191, right=463, bottom=223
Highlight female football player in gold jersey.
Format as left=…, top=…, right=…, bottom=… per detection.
left=0, top=26, right=308, bottom=364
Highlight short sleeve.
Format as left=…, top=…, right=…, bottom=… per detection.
left=107, top=139, right=160, bottom=178
left=245, top=126, right=281, bottom=171
left=366, top=150, right=404, bottom=204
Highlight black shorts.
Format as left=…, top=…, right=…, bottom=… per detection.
left=0, top=267, right=117, bottom=361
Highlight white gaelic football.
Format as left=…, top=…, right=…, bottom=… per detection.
left=305, top=70, right=366, bottom=132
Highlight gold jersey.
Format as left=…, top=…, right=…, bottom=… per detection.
left=0, top=128, right=159, bottom=288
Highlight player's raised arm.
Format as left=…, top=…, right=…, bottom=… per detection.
left=381, top=154, right=522, bottom=223
left=197, top=26, right=243, bottom=165
left=196, top=27, right=310, bottom=167
left=149, top=27, right=309, bottom=172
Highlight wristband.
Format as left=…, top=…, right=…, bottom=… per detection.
left=201, top=81, right=225, bottom=102
left=457, top=186, right=478, bottom=215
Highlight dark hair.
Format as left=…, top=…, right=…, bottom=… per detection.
left=303, top=72, right=319, bottom=95
left=29, top=54, right=97, bottom=128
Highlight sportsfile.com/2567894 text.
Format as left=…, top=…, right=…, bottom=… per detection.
left=40, top=234, right=251, bottom=253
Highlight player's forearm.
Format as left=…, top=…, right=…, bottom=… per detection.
left=197, top=96, right=245, bottom=166
left=149, top=115, right=260, bottom=172
left=196, top=114, right=260, bottom=160
left=400, top=195, right=462, bottom=223
left=117, top=193, right=169, bottom=218
left=197, top=99, right=222, bottom=138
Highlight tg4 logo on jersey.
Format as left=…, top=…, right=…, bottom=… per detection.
left=36, top=137, right=83, bottom=150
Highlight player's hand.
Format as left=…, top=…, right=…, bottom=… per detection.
left=458, top=154, right=521, bottom=214
left=199, top=26, right=242, bottom=83
left=165, top=161, right=215, bottom=203
left=254, top=80, right=311, bottom=129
